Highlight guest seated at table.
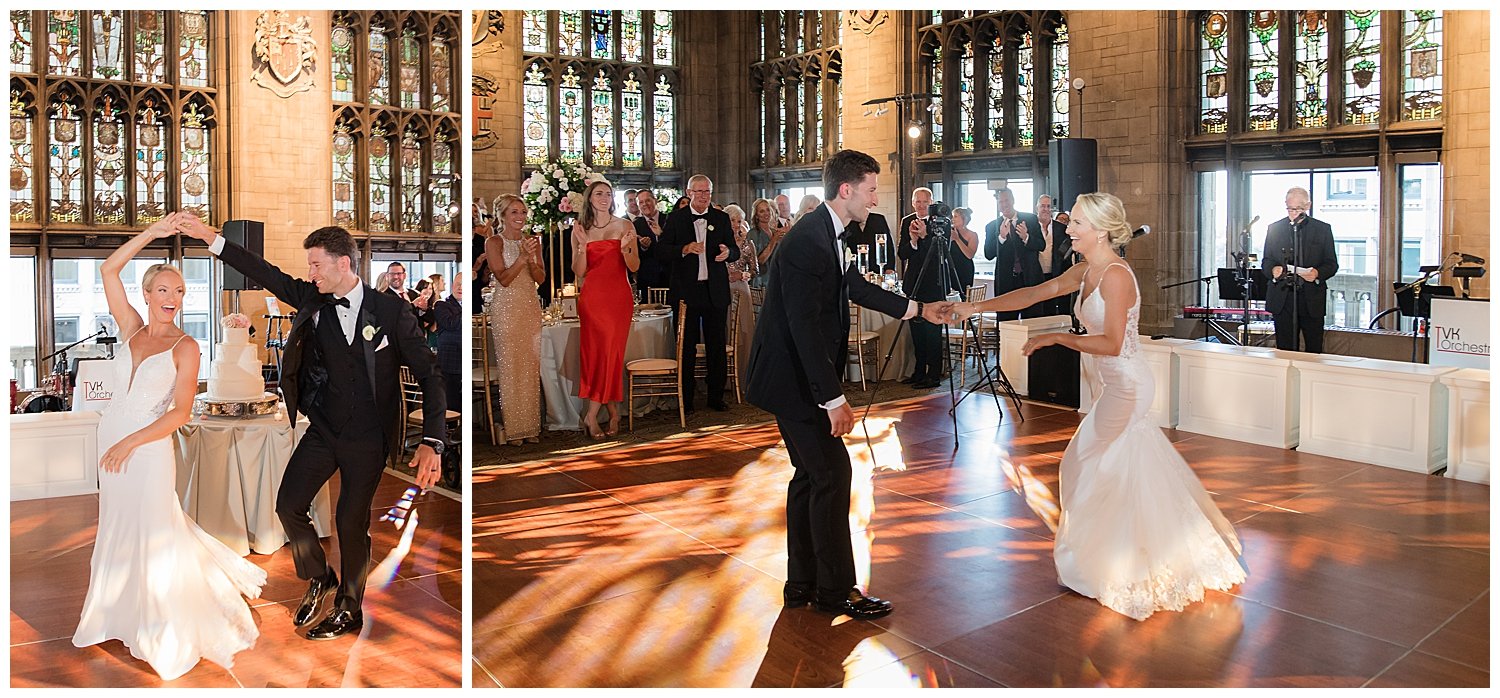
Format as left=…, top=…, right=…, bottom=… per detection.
left=485, top=194, right=546, bottom=445
left=573, top=180, right=640, bottom=439
left=724, top=204, right=758, bottom=382
left=435, top=272, right=465, bottom=414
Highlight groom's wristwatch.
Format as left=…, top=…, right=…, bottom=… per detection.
left=916, top=301, right=925, bottom=322
left=421, top=437, right=446, bottom=455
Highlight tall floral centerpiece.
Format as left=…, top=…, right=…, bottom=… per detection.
left=522, top=161, right=606, bottom=296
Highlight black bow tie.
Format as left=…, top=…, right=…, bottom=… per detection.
left=326, top=296, right=350, bottom=308
left=836, top=229, right=849, bottom=242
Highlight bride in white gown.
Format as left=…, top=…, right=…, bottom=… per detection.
left=955, top=192, right=1246, bottom=620
left=72, top=213, right=266, bottom=680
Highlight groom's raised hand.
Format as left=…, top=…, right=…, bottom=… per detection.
left=176, top=213, right=217, bottom=243
left=411, top=444, right=441, bottom=490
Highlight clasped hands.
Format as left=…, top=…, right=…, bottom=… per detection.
left=682, top=241, right=731, bottom=261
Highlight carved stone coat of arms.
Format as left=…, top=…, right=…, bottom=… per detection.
left=252, top=10, right=318, bottom=97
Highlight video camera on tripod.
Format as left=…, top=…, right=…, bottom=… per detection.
left=926, top=201, right=953, bottom=239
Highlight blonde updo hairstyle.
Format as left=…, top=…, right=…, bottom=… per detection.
left=1070, top=192, right=1134, bottom=248
left=493, top=193, right=527, bottom=235
left=141, top=263, right=183, bottom=289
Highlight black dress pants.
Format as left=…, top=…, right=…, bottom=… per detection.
left=777, top=411, right=856, bottom=597
left=678, top=299, right=727, bottom=405
left=1273, top=296, right=1326, bottom=353
left=276, top=422, right=388, bottom=612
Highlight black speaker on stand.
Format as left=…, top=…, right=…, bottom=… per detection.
left=221, top=220, right=264, bottom=291
left=1049, top=138, right=1098, bottom=213
left=1027, top=344, right=1081, bottom=408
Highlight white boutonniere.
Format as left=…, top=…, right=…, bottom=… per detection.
left=362, top=325, right=379, bottom=341
left=708, top=225, right=715, bottom=232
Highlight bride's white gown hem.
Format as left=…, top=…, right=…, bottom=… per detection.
left=1052, top=263, right=1248, bottom=621
left=71, top=333, right=267, bottom=681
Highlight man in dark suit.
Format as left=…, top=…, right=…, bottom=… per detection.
left=983, top=187, right=1043, bottom=319
left=182, top=220, right=446, bottom=640
left=657, top=174, right=740, bottom=411
left=1262, top=186, right=1339, bottom=353
left=897, top=188, right=946, bottom=388
left=1036, top=194, right=1074, bottom=316
left=842, top=211, right=897, bottom=275
left=748, top=149, right=954, bottom=621
left=632, top=190, right=669, bottom=297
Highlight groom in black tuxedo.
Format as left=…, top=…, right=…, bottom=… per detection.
left=748, top=149, right=954, bottom=620
left=183, top=220, right=446, bottom=640
left=658, top=174, right=739, bottom=411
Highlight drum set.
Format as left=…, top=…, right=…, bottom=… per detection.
left=12, top=327, right=116, bottom=414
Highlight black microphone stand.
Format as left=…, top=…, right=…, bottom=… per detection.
left=1285, top=215, right=1303, bottom=350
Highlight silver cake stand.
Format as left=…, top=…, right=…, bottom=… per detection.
left=194, top=392, right=280, bottom=418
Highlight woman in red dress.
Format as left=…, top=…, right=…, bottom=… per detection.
left=572, top=180, right=640, bottom=438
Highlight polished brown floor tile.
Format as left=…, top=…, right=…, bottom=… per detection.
left=473, top=392, right=1489, bottom=688
left=12, top=472, right=461, bottom=687
left=473, top=660, right=502, bottom=688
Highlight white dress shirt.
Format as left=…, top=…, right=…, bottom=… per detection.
left=690, top=205, right=710, bottom=281
left=209, top=233, right=361, bottom=344
left=820, top=205, right=919, bottom=413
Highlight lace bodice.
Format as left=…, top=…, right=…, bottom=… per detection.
left=105, top=334, right=187, bottom=427
left=1074, top=263, right=1142, bottom=361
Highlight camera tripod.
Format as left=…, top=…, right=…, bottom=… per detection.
left=859, top=208, right=1024, bottom=448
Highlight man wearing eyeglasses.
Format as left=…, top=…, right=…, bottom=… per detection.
left=658, top=174, right=739, bottom=411
left=1262, top=186, right=1339, bottom=353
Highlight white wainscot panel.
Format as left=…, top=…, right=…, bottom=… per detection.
left=1078, top=336, right=1194, bottom=429
left=1173, top=343, right=1298, bottom=448
left=1440, top=368, right=1490, bottom=484
left=10, top=412, right=102, bottom=501
left=1294, top=357, right=1455, bottom=473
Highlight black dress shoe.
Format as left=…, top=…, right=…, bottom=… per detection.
left=783, top=582, right=815, bottom=608
left=293, top=573, right=338, bottom=627
left=708, top=400, right=729, bottom=412
left=899, top=375, right=924, bottom=385
left=306, top=608, right=363, bottom=640
left=912, top=378, right=942, bottom=390
left=814, top=589, right=893, bottom=620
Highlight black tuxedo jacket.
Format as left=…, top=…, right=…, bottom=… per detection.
left=1042, top=218, right=1074, bottom=278
left=632, top=211, right=668, bottom=287
left=218, top=240, right=447, bottom=454
left=747, top=204, right=910, bottom=420
left=656, top=206, right=739, bottom=308
left=843, top=212, right=897, bottom=274
left=897, top=213, right=949, bottom=301
left=984, top=212, right=1044, bottom=276
left=1261, top=214, right=1339, bottom=315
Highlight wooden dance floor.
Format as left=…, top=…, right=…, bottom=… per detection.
left=10, top=473, right=463, bottom=688
left=474, top=393, right=1489, bottom=688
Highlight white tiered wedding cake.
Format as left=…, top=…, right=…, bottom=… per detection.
left=207, top=319, right=265, bottom=401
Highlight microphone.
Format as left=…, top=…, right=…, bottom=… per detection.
left=1458, top=253, right=1486, bottom=264
left=1131, top=225, right=1150, bottom=238
left=1242, top=215, right=1259, bottom=233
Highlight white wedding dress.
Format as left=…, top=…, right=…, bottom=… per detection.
left=1053, top=263, right=1247, bottom=620
left=72, top=332, right=266, bottom=680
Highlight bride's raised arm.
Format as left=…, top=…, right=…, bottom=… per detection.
left=99, top=211, right=187, bottom=341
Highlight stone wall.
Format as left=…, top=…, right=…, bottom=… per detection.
left=473, top=10, right=523, bottom=205
left=1443, top=10, right=1490, bottom=298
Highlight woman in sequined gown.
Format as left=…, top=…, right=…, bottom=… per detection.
left=485, top=194, right=546, bottom=445
left=572, top=180, right=640, bottom=439
left=954, top=193, right=1247, bottom=620
left=73, top=214, right=266, bottom=680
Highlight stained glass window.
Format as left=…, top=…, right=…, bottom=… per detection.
left=1342, top=10, right=1381, bottom=125
left=621, top=73, right=643, bottom=168
left=399, top=127, right=423, bottom=232
left=368, top=20, right=391, bottom=106
left=332, top=118, right=357, bottom=227
left=178, top=11, right=209, bottom=87
left=931, top=11, right=943, bottom=26
left=559, top=65, right=585, bottom=163
left=332, top=15, right=356, bottom=101
left=1050, top=23, right=1070, bottom=138
left=1017, top=32, right=1034, bottom=147
left=653, top=74, right=675, bottom=168
left=91, top=94, right=126, bottom=225
left=10, top=97, right=35, bottom=222
left=46, top=11, right=81, bottom=77
left=959, top=43, right=975, bottom=151
left=559, top=11, right=583, bottom=56
left=759, top=14, right=766, bottom=62
left=368, top=124, right=392, bottom=232
left=1402, top=10, right=1442, bottom=122
left=811, top=11, right=822, bottom=50
left=591, top=70, right=615, bottom=167
left=930, top=52, right=944, bottom=152
left=431, top=29, right=451, bottom=112
left=1199, top=11, right=1230, bottom=134
left=987, top=44, right=1005, bottom=148
left=590, top=10, right=613, bottom=60
left=89, top=11, right=124, bottom=80
left=652, top=12, right=673, bottom=65
left=523, top=10, right=547, bottom=53
left=45, top=96, right=82, bottom=223
left=792, top=81, right=805, bottom=162
left=776, top=86, right=787, bottom=164
left=10, top=10, right=33, bottom=73
left=1293, top=11, right=1328, bottom=129
left=814, top=78, right=824, bottom=158
left=523, top=62, right=550, bottom=165
left=179, top=101, right=210, bottom=221
left=133, top=99, right=166, bottom=223
left=834, top=83, right=842, bottom=151
left=1247, top=11, right=1280, bottom=131
left=133, top=11, right=164, bottom=83
left=399, top=27, right=421, bottom=109
left=430, top=129, right=453, bottom=230
left=622, top=11, right=643, bottom=62
left=794, top=12, right=805, bottom=53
